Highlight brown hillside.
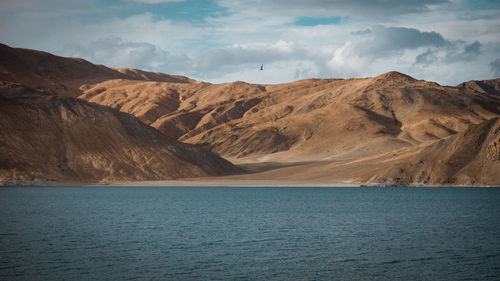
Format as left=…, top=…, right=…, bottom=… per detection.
left=82, top=72, right=500, bottom=162
left=214, top=117, right=500, bottom=186
left=0, top=43, right=194, bottom=98
left=363, top=117, right=500, bottom=185
left=2, top=44, right=500, bottom=186
left=0, top=82, right=239, bottom=184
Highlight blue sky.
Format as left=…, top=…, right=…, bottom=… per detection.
left=0, top=0, right=499, bottom=85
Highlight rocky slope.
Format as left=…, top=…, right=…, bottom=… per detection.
left=82, top=72, right=500, bottom=163
left=0, top=82, right=239, bottom=184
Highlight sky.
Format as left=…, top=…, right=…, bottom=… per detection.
left=0, top=0, right=499, bottom=85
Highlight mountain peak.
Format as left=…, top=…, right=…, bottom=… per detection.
left=375, top=71, right=416, bottom=82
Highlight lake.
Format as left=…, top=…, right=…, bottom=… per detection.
left=1, top=187, right=499, bottom=280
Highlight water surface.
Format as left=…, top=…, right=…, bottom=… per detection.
left=1, top=187, right=499, bottom=280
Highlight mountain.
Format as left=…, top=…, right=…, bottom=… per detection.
left=0, top=81, right=239, bottom=185
left=253, top=117, right=500, bottom=186
left=1, top=43, right=500, bottom=186
left=80, top=71, right=500, bottom=163
left=0, top=43, right=194, bottom=98
left=361, top=117, right=500, bottom=185
left=457, top=78, right=500, bottom=96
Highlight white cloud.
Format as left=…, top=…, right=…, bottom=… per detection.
left=0, top=0, right=499, bottom=85
left=216, top=0, right=449, bottom=18
left=57, top=22, right=498, bottom=85
left=60, top=38, right=192, bottom=74
left=327, top=42, right=373, bottom=76
left=81, top=13, right=199, bottom=50
left=195, top=41, right=303, bottom=71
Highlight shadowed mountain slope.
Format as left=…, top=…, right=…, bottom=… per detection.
left=0, top=82, right=239, bottom=184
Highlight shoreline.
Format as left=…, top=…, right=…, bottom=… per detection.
left=2, top=178, right=499, bottom=188
left=95, top=179, right=361, bottom=187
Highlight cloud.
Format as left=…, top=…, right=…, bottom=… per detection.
left=218, top=0, right=450, bottom=18
left=54, top=24, right=493, bottom=85
left=195, top=41, right=304, bottom=72
left=413, top=40, right=482, bottom=66
left=0, top=0, right=499, bottom=86
left=132, top=0, right=184, bottom=3
left=351, top=29, right=371, bottom=35
left=444, top=40, right=482, bottom=62
left=216, top=0, right=450, bottom=18
left=190, top=40, right=324, bottom=83
left=415, top=49, right=438, bottom=65
left=60, top=38, right=191, bottom=73
left=327, top=26, right=450, bottom=74
left=360, top=26, right=448, bottom=56
left=82, top=13, right=199, bottom=49
left=491, top=58, right=500, bottom=76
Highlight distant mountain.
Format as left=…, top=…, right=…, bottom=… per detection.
left=81, top=71, right=500, bottom=164
left=0, top=81, right=239, bottom=184
left=0, top=43, right=194, bottom=98
left=457, top=78, right=500, bottom=96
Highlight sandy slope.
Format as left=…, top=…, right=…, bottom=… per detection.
left=221, top=118, right=500, bottom=186
left=81, top=72, right=500, bottom=186
left=116, top=117, right=499, bottom=187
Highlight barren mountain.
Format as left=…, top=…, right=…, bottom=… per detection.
left=232, top=117, right=500, bottom=186
left=82, top=72, right=500, bottom=163
left=2, top=43, right=500, bottom=186
left=0, top=82, right=239, bottom=184
left=0, top=43, right=194, bottom=98
left=357, top=117, right=500, bottom=185
left=457, top=78, right=500, bottom=96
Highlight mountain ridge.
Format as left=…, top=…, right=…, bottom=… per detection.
left=1, top=43, right=500, bottom=186
left=78, top=68, right=500, bottom=163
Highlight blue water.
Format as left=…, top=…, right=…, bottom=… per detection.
left=1, top=187, right=499, bottom=280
